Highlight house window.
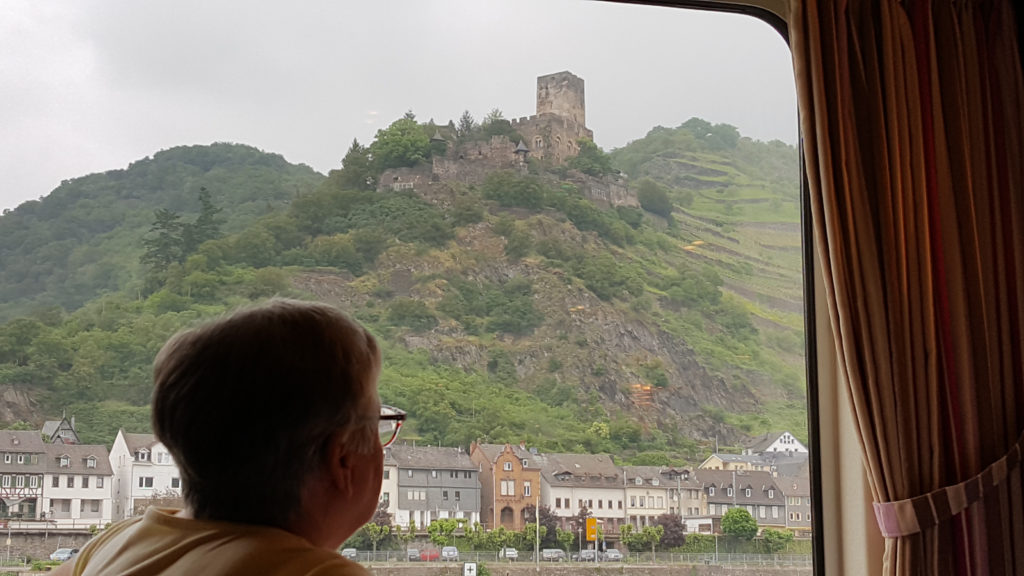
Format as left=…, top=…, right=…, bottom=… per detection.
left=97, top=476, right=104, bottom=488
left=727, top=487, right=734, bottom=497
left=607, top=500, right=612, bottom=509
left=407, top=469, right=413, bottom=478
left=759, top=506, right=766, bottom=518
left=407, top=490, right=414, bottom=500
left=555, top=498, right=561, bottom=508
left=138, top=451, right=148, bottom=462
left=29, top=476, right=38, bottom=488
left=503, top=462, right=513, bottom=471
left=578, top=499, right=583, bottom=509
left=500, top=479, right=515, bottom=496
left=747, top=505, right=754, bottom=514
left=86, top=457, right=96, bottom=468
left=431, top=470, right=437, bottom=478
left=635, top=477, right=643, bottom=485
left=630, top=496, right=636, bottom=507
left=772, top=506, right=779, bottom=518
left=796, top=512, right=802, bottom=521
left=82, top=476, right=89, bottom=488
left=709, top=504, right=716, bottom=515
left=618, top=501, right=622, bottom=509
left=463, top=471, right=472, bottom=479
left=524, top=481, right=531, bottom=496
left=91, top=500, right=100, bottom=512
left=51, top=476, right=59, bottom=488
left=171, top=477, right=180, bottom=489
left=66, top=475, right=74, bottom=488
left=709, top=487, right=715, bottom=496
left=59, top=456, right=70, bottom=467
left=639, top=496, right=646, bottom=507
left=745, top=488, right=751, bottom=497
left=455, top=490, right=462, bottom=501
left=768, top=489, right=774, bottom=499
left=443, top=490, right=449, bottom=500
left=722, top=504, right=729, bottom=513
left=381, top=492, right=390, bottom=504
left=138, top=476, right=153, bottom=488
left=598, top=500, right=603, bottom=509
left=17, top=454, right=24, bottom=464
left=656, top=497, right=663, bottom=507
left=450, top=471, right=457, bottom=478
left=15, top=475, right=24, bottom=488
left=383, top=470, right=390, bottom=479
left=2, top=454, right=9, bottom=464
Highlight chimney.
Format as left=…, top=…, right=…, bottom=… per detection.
left=520, top=441, right=526, bottom=450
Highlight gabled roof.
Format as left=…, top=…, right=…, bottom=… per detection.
left=388, top=444, right=475, bottom=470
left=535, top=453, right=620, bottom=488
left=621, top=465, right=701, bottom=489
left=1, top=430, right=46, bottom=453
left=42, top=444, right=113, bottom=475
left=123, top=432, right=159, bottom=453
left=472, top=443, right=538, bottom=467
left=778, top=475, right=811, bottom=497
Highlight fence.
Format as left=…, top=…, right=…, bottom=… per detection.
left=345, top=550, right=812, bottom=567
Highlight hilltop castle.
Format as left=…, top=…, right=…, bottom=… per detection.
left=379, top=72, right=636, bottom=207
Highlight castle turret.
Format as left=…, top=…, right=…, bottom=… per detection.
left=536, top=71, right=586, bottom=127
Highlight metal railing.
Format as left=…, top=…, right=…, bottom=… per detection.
left=343, top=550, right=812, bottom=567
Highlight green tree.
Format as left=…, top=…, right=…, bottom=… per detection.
left=366, top=523, right=391, bottom=555
left=636, top=179, right=673, bottom=219
left=567, top=139, right=614, bottom=177
left=370, top=117, right=431, bottom=170
left=141, top=209, right=185, bottom=272
left=457, top=110, right=477, bottom=138
left=387, top=298, right=437, bottom=331
left=181, top=187, right=224, bottom=254
left=335, top=139, right=377, bottom=190
left=721, top=507, right=758, bottom=541
left=760, top=528, right=794, bottom=553
left=427, top=518, right=459, bottom=547
left=481, top=172, right=545, bottom=209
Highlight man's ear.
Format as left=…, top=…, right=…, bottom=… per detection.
left=324, top=431, right=354, bottom=496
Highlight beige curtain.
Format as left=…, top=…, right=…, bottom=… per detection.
left=789, top=0, right=1024, bottom=574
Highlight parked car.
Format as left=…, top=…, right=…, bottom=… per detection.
left=541, top=549, right=566, bottom=562
left=441, top=546, right=460, bottom=561
left=420, top=548, right=440, bottom=561
left=604, top=549, right=623, bottom=561
left=50, top=548, right=78, bottom=562
left=407, top=548, right=420, bottom=561
left=574, top=549, right=598, bottom=562
left=340, top=548, right=358, bottom=560
left=499, top=547, right=519, bottom=561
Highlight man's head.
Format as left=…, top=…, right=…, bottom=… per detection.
left=152, top=299, right=382, bottom=531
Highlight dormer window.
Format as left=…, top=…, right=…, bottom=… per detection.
left=727, top=487, right=734, bottom=497
left=521, top=459, right=528, bottom=467
left=745, top=488, right=751, bottom=497
left=652, top=478, right=660, bottom=486
left=86, top=456, right=97, bottom=468
left=768, top=489, right=775, bottom=499
left=17, top=454, right=24, bottom=464
left=2, top=454, right=9, bottom=464
left=59, top=455, right=70, bottom=468
left=503, top=462, right=513, bottom=471
left=137, top=449, right=149, bottom=462
left=709, top=486, right=715, bottom=496
left=635, top=477, right=643, bottom=485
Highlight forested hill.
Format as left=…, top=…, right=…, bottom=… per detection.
left=0, top=117, right=805, bottom=466
left=0, top=143, right=324, bottom=320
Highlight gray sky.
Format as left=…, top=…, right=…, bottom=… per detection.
left=0, top=0, right=796, bottom=211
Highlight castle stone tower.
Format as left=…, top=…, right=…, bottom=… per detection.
left=536, top=71, right=586, bottom=127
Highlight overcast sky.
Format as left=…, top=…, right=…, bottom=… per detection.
left=0, top=0, right=795, bottom=212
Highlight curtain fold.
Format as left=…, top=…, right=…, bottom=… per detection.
left=789, top=0, right=1024, bottom=573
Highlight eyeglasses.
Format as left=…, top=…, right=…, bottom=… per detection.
left=379, top=405, right=406, bottom=448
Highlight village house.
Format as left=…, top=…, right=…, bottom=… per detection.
left=108, top=430, right=182, bottom=520
left=379, top=448, right=398, bottom=520
left=690, top=469, right=786, bottom=534
left=41, top=443, right=113, bottom=527
left=0, top=430, right=46, bottom=519
left=621, top=466, right=671, bottom=529
left=469, top=442, right=542, bottom=531
left=41, top=415, right=80, bottom=445
left=388, top=444, right=480, bottom=529
left=780, top=474, right=813, bottom=537
left=535, top=452, right=625, bottom=534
